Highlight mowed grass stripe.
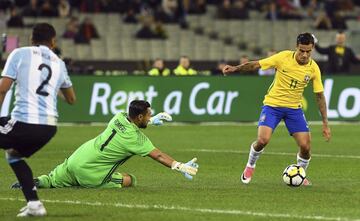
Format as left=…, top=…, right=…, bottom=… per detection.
left=184, top=149, right=360, bottom=159
left=1, top=197, right=359, bottom=221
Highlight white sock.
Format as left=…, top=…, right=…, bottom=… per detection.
left=246, top=142, right=264, bottom=168
left=297, top=154, right=310, bottom=170
left=27, top=200, right=42, bottom=208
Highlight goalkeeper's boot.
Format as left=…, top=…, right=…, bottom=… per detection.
left=240, top=166, right=255, bottom=184
left=302, top=178, right=312, bottom=186
left=11, top=178, right=40, bottom=189
left=17, top=201, right=47, bottom=217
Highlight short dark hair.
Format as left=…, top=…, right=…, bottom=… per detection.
left=128, top=100, right=150, bottom=119
left=296, top=32, right=314, bottom=45
left=32, top=23, right=56, bottom=45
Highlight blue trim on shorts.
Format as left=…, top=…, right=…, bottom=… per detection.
left=258, top=105, right=309, bottom=135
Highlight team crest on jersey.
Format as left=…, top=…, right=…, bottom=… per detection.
left=304, top=75, right=311, bottom=83
left=259, top=114, right=266, bottom=123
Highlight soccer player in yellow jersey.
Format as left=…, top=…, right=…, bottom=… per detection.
left=223, top=33, right=331, bottom=186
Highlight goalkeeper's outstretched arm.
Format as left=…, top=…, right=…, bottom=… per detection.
left=148, top=148, right=198, bottom=179
left=148, top=148, right=175, bottom=168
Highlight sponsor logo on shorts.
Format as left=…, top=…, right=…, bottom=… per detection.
left=259, top=114, right=266, bottom=123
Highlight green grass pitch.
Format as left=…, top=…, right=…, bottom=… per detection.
left=0, top=124, right=359, bottom=221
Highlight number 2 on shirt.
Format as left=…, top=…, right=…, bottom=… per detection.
left=36, top=63, right=52, bottom=96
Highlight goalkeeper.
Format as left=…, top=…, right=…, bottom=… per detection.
left=12, top=100, right=198, bottom=189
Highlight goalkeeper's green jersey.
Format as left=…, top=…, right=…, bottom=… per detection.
left=65, top=112, right=155, bottom=186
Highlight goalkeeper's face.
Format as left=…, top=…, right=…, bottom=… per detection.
left=138, top=108, right=152, bottom=128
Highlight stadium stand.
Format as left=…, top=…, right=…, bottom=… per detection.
left=0, top=0, right=360, bottom=73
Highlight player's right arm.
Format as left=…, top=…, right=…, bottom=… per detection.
left=148, top=148, right=198, bottom=179
left=148, top=148, right=175, bottom=167
left=222, top=61, right=261, bottom=75
left=59, top=61, right=76, bottom=105
left=60, top=87, right=76, bottom=105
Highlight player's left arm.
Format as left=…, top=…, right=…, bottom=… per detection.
left=312, top=62, right=331, bottom=142
left=0, top=77, right=14, bottom=107
left=0, top=49, right=19, bottom=107
left=149, top=112, right=172, bottom=125
left=315, top=92, right=331, bottom=142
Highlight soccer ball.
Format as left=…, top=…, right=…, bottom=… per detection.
left=282, top=164, right=306, bottom=187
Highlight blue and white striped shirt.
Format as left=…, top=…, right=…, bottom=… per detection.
left=1, top=45, right=72, bottom=125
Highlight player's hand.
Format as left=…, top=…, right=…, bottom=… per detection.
left=172, top=158, right=199, bottom=180
left=311, top=33, right=318, bottom=44
left=149, top=112, right=172, bottom=126
left=322, top=124, right=331, bottom=142
left=222, top=65, right=237, bottom=75
left=183, top=158, right=199, bottom=180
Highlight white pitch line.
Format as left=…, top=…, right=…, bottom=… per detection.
left=0, top=197, right=359, bottom=221
left=184, top=149, right=360, bottom=159
left=57, top=121, right=360, bottom=126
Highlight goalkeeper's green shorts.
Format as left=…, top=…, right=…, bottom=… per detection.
left=99, top=172, right=124, bottom=188
left=37, top=161, right=125, bottom=189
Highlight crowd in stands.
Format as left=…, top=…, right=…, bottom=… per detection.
left=146, top=54, right=273, bottom=76
left=1, top=1, right=360, bottom=32
left=1, top=0, right=359, bottom=43
left=0, top=0, right=360, bottom=75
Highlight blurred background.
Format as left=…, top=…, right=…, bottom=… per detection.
left=0, top=0, right=359, bottom=76
left=1, top=0, right=360, bottom=123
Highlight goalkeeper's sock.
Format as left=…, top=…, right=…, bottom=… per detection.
left=246, top=142, right=264, bottom=168
left=128, top=173, right=137, bottom=187
left=297, top=153, right=310, bottom=170
left=37, top=175, right=52, bottom=188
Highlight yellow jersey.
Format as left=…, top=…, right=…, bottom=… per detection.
left=148, top=68, right=171, bottom=76
left=173, top=65, right=197, bottom=76
left=259, top=50, right=324, bottom=108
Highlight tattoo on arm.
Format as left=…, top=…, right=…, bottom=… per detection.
left=315, top=92, right=328, bottom=124
left=235, top=61, right=260, bottom=72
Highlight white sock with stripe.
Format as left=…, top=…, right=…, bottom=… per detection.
left=297, top=153, right=310, bottom=170
left=246, top=142, right=264, bottom=168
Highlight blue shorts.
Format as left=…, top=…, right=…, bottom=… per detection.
left=258, top=106, right=309, bottom=135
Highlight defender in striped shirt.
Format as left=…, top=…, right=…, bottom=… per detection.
left=0, top=23, right=76, bottom=217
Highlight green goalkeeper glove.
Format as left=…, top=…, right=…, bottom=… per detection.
left=171, top=158, right=199, bottom=180
left=149, top=112, right=172, bottom=126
